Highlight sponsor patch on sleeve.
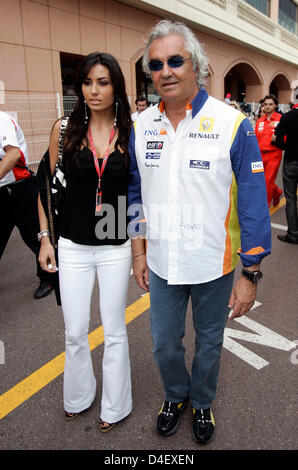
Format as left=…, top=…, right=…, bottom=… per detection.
left=251, top=161, right=264, bottom=173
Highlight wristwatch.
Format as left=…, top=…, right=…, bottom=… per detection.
left=241, top=268, right=263, bottom=284
left=37, top=230, right=50, bottom=241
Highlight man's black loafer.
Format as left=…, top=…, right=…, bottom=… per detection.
left=157, top=398, right=189, bottom=436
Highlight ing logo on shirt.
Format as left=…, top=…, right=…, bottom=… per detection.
left=199, top=117, right=215, bottom=132
left=144, top=128, right=167, bottom=136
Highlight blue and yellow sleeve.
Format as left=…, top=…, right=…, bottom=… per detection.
left=230, top=116, right=271, bottom=266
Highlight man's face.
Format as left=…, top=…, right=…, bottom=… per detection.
left=263, top=99, right=276, bottom=116
left=136, top=100, right=147, bottom=113
left=148, top=34, right=199, bottom=106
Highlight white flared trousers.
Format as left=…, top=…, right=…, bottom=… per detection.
left=58, top=237, right=132, bottom=423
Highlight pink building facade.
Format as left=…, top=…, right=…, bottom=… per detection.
left=0, top=0, right=297, bottom=163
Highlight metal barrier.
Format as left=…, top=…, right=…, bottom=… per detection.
left=0, top=94, right=290, bottom=169
left=0, top=93, right=77, bottom=168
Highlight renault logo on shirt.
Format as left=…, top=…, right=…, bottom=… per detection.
left=199, top=117, right=215, bottom=132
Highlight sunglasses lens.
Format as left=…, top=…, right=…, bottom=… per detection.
left=168, top=57, right=184, bottom=68
left=148, top=56, right=187, bottom=71
left=148, top=61, right=163, bottom=71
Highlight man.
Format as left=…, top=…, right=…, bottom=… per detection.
left=255, top=94, right=283, bottom=207
left=274, top=86, right=298, bottom=244
left=128, top=20, right=271, bottom=444
left=131, top=96, right=148, bottom=122
left=0, top=110, right=53, bottom=299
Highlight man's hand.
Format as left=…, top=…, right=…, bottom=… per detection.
left=228, top=276, right=257, bottom=320
left=133, top=254, right=149, bottom=292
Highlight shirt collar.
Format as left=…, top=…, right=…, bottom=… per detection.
left=157, top=87, right=209, bottom=118
left=190, top=88, right=209, bottom=118
left=266, top=111, right=280, bottom=121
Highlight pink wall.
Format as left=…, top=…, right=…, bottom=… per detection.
left=0, top=0, right=297, bottom=108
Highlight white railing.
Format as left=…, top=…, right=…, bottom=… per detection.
left=0, top=94, right=77, bottom=169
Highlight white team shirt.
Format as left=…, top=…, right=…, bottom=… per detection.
left=0, top=111, right=29, bottom=188
left=128, top=90, right=271, bottom=284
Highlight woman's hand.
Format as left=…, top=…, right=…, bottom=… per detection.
left=38, top=237, right=57, bottom=273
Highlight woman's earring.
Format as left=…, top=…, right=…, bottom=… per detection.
left=114, top=100, right=118, bottom=128
left=84, top=100, right=88, bottom=125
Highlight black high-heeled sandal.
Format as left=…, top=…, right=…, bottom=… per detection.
left=65, top=410, right=80, bottom=420
left=99, top=418, right=117, bottom=433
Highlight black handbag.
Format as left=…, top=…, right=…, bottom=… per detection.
left=36, top=117, right=69, bottom=306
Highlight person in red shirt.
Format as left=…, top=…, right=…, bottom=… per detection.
left=255, top=94, right=283, bottom=207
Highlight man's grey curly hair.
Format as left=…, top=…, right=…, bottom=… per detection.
left=142, top=20, right=209, bottom=89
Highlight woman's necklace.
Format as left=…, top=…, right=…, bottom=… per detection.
left=88, top=124, right=116, bottom=215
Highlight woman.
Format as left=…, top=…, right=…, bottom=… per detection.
left=38, top=52, right=132, bottom=432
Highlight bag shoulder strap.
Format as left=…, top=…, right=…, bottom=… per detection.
left=45, top=172, right=57, bottom=247
left=58, top=116, right=69, bottom=162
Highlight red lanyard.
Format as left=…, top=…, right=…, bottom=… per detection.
left=88, top=126, right=115, bottom=215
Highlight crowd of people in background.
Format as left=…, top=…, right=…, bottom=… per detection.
left=226, top=90, right=297, bottom=242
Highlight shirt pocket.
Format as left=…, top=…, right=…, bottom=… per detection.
left=182, top=144, right=218, bottom=183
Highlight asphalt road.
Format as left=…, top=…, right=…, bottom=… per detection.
left=0, top=191, right=297, bottom=454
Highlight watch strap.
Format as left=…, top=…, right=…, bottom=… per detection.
left=241, top=269, right=263, bottom=284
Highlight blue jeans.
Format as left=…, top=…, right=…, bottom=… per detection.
left=149, top=269, right=234, bottom=409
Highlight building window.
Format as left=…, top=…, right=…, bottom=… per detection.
left=279, top=0, right=297, bottom=34
left=244, top=0, right=270, bottom=16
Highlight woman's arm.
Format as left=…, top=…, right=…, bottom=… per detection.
left=131, top=238, right=149, bottom=292
left=38, top=119, right=61, bottom=273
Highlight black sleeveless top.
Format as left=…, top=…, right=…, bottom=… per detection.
left=60, top=147, right=129, bottom=245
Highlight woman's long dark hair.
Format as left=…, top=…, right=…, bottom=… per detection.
left=63, top=52, right=132, bottom=171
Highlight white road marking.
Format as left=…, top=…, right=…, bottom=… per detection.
left=224, top=301, right=296, bottom=369
left=271, top=223, right=287, bottom=231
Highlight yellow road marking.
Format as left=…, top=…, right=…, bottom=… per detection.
left=0, top=294, right=150, bottom=420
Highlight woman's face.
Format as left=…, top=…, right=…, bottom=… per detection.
left=82, top=63, right=114, bottom=114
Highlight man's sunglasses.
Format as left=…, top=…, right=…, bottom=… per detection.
left=148, top=56, right=192, bottom=72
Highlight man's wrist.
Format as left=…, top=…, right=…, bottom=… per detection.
left=133, top=252, right=146, bottom=259
left=242, top=264, right=260, bottom=272
left=241, top=268, right=263, bottom=284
